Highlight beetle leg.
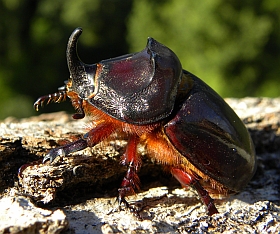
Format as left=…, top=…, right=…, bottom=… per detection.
left=191, top=179, right=219, bottom=216
left=43, top=138, right=88, bottom=163
left=118, top=136, right=141, bottom=212
left=43, top=122, right=115, bottom=163
left=171, top=168, right=218, bottom=216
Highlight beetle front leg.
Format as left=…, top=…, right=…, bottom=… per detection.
left=43, top=138, right=88, bottom=163
left=171, top=168, right=218, bottom=216
left=43, top=122, right=115, bottom=163
left=118, top=136, right=141, bottom=212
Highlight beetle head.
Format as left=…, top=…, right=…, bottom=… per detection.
left=67, top=28, right=182, bottom=124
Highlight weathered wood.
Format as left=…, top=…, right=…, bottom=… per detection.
left=0, top=98, right=279, bottom=233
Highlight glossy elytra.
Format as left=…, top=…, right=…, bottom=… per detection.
left=33, top=27, right=256, bottom=216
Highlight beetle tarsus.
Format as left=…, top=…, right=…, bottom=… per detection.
left=117, top=195, right=130, bottom=208
left=43, top=138, right=88, bottom=163
left=117, top=193, right=143, bottom=220
left=43, top=148, right=65, bottom=163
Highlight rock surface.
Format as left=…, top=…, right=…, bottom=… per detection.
left=0, top=196, right=68, bottom=233
left=0, top=98, right=279, bottom=233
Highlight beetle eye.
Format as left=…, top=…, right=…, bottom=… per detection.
left=58, top=85, right=66, bottom=91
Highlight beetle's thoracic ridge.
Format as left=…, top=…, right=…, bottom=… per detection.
left=31, top=27, right=256, bottom=216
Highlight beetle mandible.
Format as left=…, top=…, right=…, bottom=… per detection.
left=34, top=27, right=256, bottom=216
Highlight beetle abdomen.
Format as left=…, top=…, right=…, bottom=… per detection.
left=164, top=71, right=256, bottom=192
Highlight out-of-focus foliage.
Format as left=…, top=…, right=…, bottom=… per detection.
left=127, top=0, right=280, bottom=98
left=0, top=0, right=279, bottom=119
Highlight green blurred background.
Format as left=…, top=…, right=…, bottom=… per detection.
left=0, top=0, right=279, bottom=119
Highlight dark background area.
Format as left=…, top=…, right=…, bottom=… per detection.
left=0, top=0, right=279, bottom=119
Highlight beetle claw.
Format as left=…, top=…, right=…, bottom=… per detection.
left=43, top=148, right=66, bottom=163
left=43, top=138, right=88, bottom=164
left=117, top=197, right=143, bottom=220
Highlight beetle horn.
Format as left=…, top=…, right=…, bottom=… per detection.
left=67, top=27, right=83, bottom=80
left=66, top=27, right=96, bottom=99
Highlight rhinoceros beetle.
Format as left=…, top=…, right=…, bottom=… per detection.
left=33, top=27, right=256, bottom=216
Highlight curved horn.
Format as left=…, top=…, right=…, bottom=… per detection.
left=66, top=28, right=96, bottom=99
left=66, top=27, right=84, bottom=81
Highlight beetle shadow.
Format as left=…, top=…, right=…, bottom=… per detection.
left=132, top=189, right=202, bottom=215
left=62, top=207, right=188, bottom=234
left=37, top=163, right=177, bottom=207
left=50, top=171, right=200, bottom=234
left=59, top=185, right=202, bottom=234
left=37, top=167, right=204, bottom=233
left=62, top=209, right=104, bottom=234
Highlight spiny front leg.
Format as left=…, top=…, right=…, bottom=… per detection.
left=43, top=138, right=88, bottom=163
left=43, top=122, right=115, bottom=163
left=118, top=136, right=142, bottom=212
left=18, top=138, right=89, bottom=177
